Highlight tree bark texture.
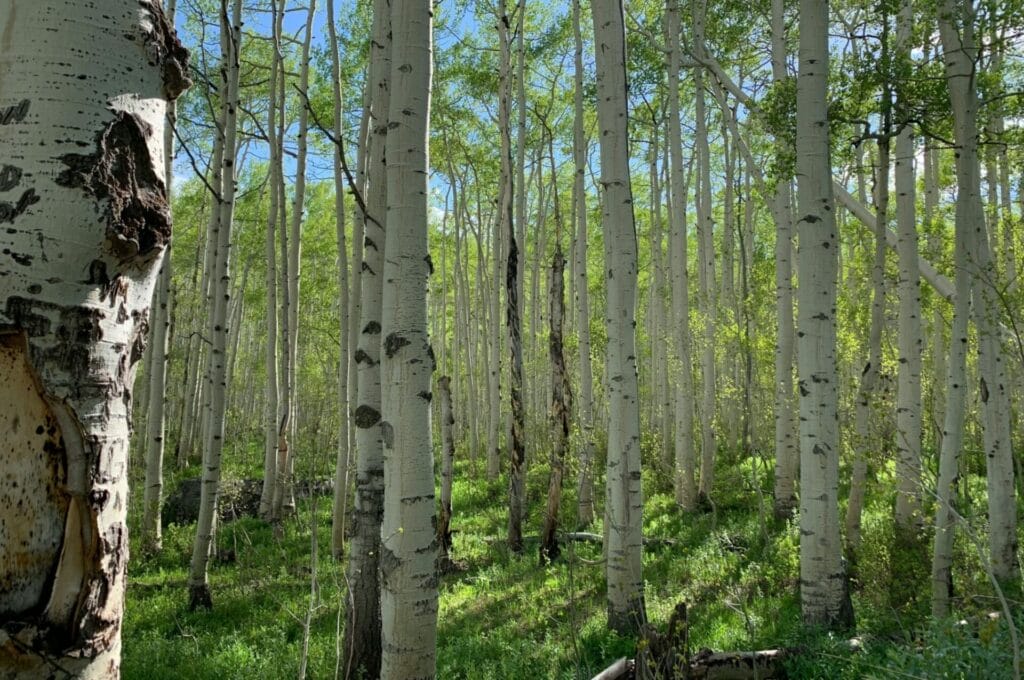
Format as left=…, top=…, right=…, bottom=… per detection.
left=0, top=0, right=188, bottom=675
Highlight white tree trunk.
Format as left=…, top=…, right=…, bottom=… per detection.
left=258, top=0, right=284, bottom=520
left=936, top=0, right=1018, bottom=584
left=326, top=0, right=351, bottom=560
left=188, top=0, right=241, bottom=611
left=693, top=0, right=717, bottom=503
left=795, top=0, right=852, bottom=629
left=0, top=2, right=187, bottom=674
left=379, top=2, right=437, bottom=675
left=893, top=0, right=922, bottom=536
left=666, top=0, right=697, bottom=511
left=573, top=0, right=597, bottom=527
left=438, top=375, right=455, bottom=563
left=344, top=0, right=390, bottom=673
left=590, top=0, right=647, bottom=635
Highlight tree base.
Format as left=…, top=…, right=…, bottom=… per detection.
left=188, top=583, right=213, bottom=611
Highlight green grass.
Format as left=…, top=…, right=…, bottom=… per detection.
left=122, top=442, right=1022, bottom=679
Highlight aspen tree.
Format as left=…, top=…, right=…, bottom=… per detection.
left=665, top=0, right=698, bottom=510
left=344, top=0, right=390, bottom=673
left=0, top=0, right=187, bottom=673
left=378, top=0, right=437, bottom=675
left=188, top=0, right=242, bottom=612
left=142, top=0, right=180, bottom=555
left=795, top=0, right=853, bottom=629
left=590, top=0, right=647, bottom=635
left=573, top=0, right=597, bottom=527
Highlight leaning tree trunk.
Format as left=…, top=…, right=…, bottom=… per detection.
left=590, top=0, right=648, bottom=636
left=795, top=0, right=853, bottom=630
left=572, top=0, right=597, bottom=527
left=0, top=2, right=187, bottom=675
left=378, top=1, right=437, bottom=676
left=188, top=0, right=241, bottom=612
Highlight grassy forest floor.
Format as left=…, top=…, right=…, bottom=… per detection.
left=122, top=442, right=1020, bottom=679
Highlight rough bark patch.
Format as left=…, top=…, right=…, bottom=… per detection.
left=56, top=112, right=171, bottom=261
left=139, top=0, right=192, bottom=100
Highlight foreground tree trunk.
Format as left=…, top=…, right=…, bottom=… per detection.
left=590, top=0, right=648, bottom=635
left=379, top=2, right=437, bottom=676
left=795, top=0, right=853, bottom=630
left=438, top=376, right=455, bottom=565
left=0, top=1, right=188, bottom=675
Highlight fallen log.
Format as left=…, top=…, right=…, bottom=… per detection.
left=591, top=657, right=633, bottom=680
left=688, top=648, right=791, bottom=679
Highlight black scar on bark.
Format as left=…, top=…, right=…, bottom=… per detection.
left=56, top=112, right=171, bottom=261
left=139, top=0, right=192, bottom=101
left=353, top=405, right=381, bottom=428
left=384, top=333, right=410, bottom=358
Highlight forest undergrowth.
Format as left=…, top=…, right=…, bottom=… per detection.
left=122, top=436, right=1020, bottom=679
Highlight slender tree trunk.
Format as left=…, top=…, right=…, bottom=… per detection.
left=573, top=0, right=597, bottom=527
left=540, top=125, right=571, bottom=564
left=327, top=0, right=351, bottom=560
left=769, top=0, right=797, bottom=517
left=0, top=2, right=187, bottom=673
left=795, top=0, right=853, bottom=629
left=666, top=0, right=697, bottom=511
left=590, top=0, right=647, bottom=635
left=379, top=2, right=437, bottom=675
left=893, top=0, right=922, bottom=538
left=693, top=0, right=717, bottom=502
left=498, top=0, right=526, bottom=553
left=143, top=0, right=180, bottom=550
left=188, top=0, right=242, bottom=611
left=343, top=0, right=390, bottom=673
left=258, top=0, right=284, bottom=520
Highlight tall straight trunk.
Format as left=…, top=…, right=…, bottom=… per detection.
left=143, top=0, right=180, bottom=550
left=893, top=0, right=922, bottom=536
left=274, top=0, right=316, bottom=519
left=259, top=0, right=284, bottom=520
left=693, top=0, right=717, bottom=501
left=379, top=2, right=437, bottom=675
left=349, top=80, right=370, bottom=461
left=766, top=0, right=797, bottom=517
left=648, top=128, right=671, bottom=466
left=590, top=0, right=647, bottom=635
left=845, top=134, right=889, bottom=560
left=795, top=0, right=853, bottom=629
left=327, top=0, right=351, bottom=560
left=540, top=127, right=571, bottom=564
left=573, top=0, right=596, bottom=527
left=936, top=0, right=1018, bottom=584
left=344, top=0, right=390, bottom=673
left=499, top=0, right=526, bottom=553
left=0, top=1, right=187, bottom=674
left=188, top=0, right=242, bottom=611
left=666, top=0, right=697, bottom=510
